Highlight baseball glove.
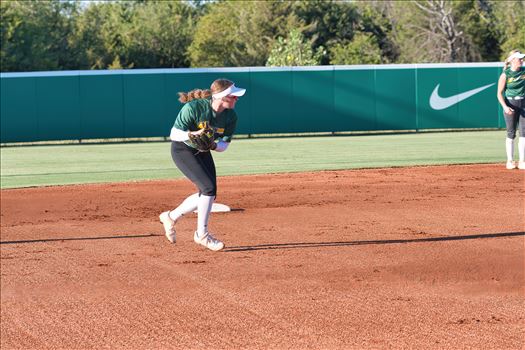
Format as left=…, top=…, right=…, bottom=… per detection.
left=188, top=121, right=216, bottom=151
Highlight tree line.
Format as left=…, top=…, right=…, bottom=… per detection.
left=1, top=0, right=524, bottom=72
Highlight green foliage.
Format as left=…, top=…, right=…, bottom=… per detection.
left=501, top=25, right=525, bottom=58
left=329, top=32, right=382, bottom=65
left=291, top=0, right=359, bottom=64
left=71, top=1, right=197, bottom=69
left=125, top=1, right=197, bottom=68
left=1, top=0, right=523, bottom=72
left=354, top=1, right=397, bottom=63
left=453, top=0, right=501, bottom=62
left=1, top=0, right=80, bottom=72
left=381, top=0, right=523, bottom=64
left=386, top=1, right=447, bottom=63
left=266, top=29, right=324, bottom=66
left=188, top=1, right=293, bottom=67
left=491, top=0, right=525, bottom=59
left=71, top=1, right=133, bottom=69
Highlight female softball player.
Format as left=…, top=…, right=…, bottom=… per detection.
left=497, top=50, right=525, bottom=170
left=159, top=78, right=246, bottom=251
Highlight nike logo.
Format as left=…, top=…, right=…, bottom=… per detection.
left=429, top=83, right=495, bottom=110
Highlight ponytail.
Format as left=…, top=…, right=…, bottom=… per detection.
left=178, top=89, right=212, bottom=104
left=177, top=78, right=235, bottom=104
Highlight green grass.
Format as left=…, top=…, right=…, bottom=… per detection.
left=0, top=131, right=507, bottom=189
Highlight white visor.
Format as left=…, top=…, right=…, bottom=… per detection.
left=508, top=52, right=525, bottom=61
left=212, top=84, right=246, bottom=99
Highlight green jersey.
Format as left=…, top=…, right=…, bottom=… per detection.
left=173, top=98, right=238, bottom=144
left=504, top=67, right=525, bottom=98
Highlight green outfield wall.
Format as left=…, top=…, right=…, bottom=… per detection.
left=0, top=63, right=504, bottom=143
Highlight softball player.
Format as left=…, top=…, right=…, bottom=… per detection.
left=497, top=50, right=525, bottom=170
left=159, top=78, right=246, bottom=251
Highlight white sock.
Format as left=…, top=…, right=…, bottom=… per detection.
left=519, top=137, right=525, bottom=162
left=197, top=195, right=214, bottom=236
left=506, top=138, right=515, bottom=162
left=168, top=193, right=199, bottom=222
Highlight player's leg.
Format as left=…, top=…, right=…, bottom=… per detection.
left=503, top=103, right=518, bottom=169
left=171, top=142, right=217, bottom=197
left=159, top=142, right=214, bottom=243
left=169, top=142, right=223, bottom=250
left=516, top=99, right=525, bottom=169
left=192, top=152, right=224, bottom=251
left=159, top=192, right=200, bottom=243
left=170, top=193, right=200, bottom=222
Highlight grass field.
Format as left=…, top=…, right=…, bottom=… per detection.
left=0, top=130, right=507, bottom=189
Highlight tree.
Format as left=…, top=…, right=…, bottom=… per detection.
left=1, top=0, right=80, bottom=72
left=453, top=0, right=500, bottom=62
left=71, top=1, right=134, bottom=70
left=388, top=0, right=470, bottom=63
left=2, top=0, right=522, bottom=72
left=266, top=28, right=324, bottom=66
left=292, top=0, right=397, bottom=65
left=329, top=32, right=382, bottom=65
left=383, top=0, right=513, bottom=63
left=125, top=1, right=198, bottom=68
left=491, top=0, right=525, bottom=60
left=291, top=0, right=359, bottom=64
left=354, top=0, right=398, bottom=64
left=188, top=1, right=295, bottom=67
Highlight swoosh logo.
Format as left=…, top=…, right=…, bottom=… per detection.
left=429, top=83, right=495, bottom=110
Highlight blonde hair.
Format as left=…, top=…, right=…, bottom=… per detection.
left=503, top=49, right=521, bottom=71
left=178, top=78, right=234, bottom=103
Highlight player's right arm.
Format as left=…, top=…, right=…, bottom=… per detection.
left=170, top=104, right=195, bottom=142
left=497, top=73, right=513, bottom=114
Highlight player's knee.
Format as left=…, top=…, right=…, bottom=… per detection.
left=200, top=184, right=217, bottom=197
left=507, top=129, right=516, bottom=139
left=507, top=124, right=521, bottom=140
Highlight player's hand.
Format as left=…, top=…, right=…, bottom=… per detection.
left=504, top=105, right=514, bottom=114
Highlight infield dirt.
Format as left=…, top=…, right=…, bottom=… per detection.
left=1, top=164, right=524, bottom=349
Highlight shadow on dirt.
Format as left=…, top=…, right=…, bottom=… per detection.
left=2, top=232, right=523, bottom=251
left=222, top=231, right=525, bottom=252
left=0, top=233, right=161, bottom=245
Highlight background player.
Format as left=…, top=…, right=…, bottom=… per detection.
left=497, top=50, right=525, bottom=170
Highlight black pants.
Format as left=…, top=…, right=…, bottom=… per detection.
left=504, top=98, right=525, bottom=138
left=171, top=141, right=217, bottom=197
